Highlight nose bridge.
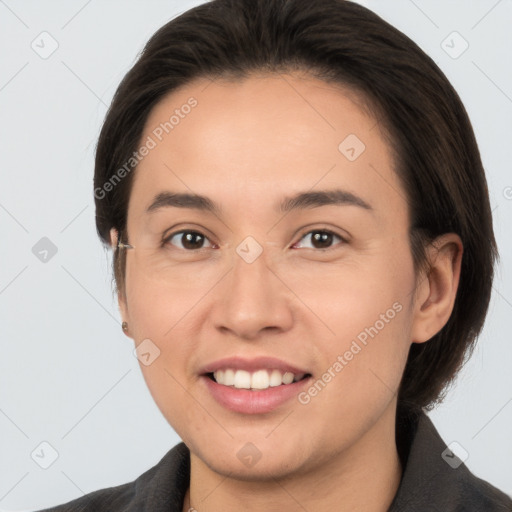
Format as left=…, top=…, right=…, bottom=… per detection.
left=229, top=236, right=277, bottom=304
left=213, top=235, right=292, bottom=337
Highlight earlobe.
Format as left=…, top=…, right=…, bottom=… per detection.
left=118, top=296, right=132, bottom=339
left=117, top=286, right=131, bottom=336
left=410, top=233, right=463, bottom=344
left=118, top=288, right=128, bottom=315
left=110, top=227, right=119, bottom=250
left=110, top=227, right=131, bottom=336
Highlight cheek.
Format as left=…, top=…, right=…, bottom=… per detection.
left=298, top=296, right=412, bottom=446
left=125, top=272, right=202, bottom=437
left=286, top=242, right=413, bottom=341
left=124, top=255, right=204, bottom=337
left=123, top=264, right=202, bottom=393
left=295, top=242, right=414, bottom=404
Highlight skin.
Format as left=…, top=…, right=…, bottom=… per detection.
left=110, top=72, right=462, bottom=512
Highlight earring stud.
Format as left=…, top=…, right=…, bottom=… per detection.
left=122, top=321, right=129, bottom=332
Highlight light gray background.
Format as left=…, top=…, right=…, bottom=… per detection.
left=0, top=0, right=511, bottom=510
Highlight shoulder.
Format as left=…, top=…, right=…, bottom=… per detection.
left=390, top=409, right=512, bottom=511
left=33, top=482, right=134, bottom=512
left=423, top=414, right=512, bottom=511
left=457, top=473, right=512, bottom=511
left=32, top=442, right=190, bottom=512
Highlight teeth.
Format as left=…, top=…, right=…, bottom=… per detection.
left=251, top=369, right=269, bottom=390
left=223, top=369, right=235, bottom=386
left=212, top=368, right=306, bottom=390
left=233, top=370, right=251, bottom=389
left=269, top=369, right=283, bottom=387
left=282, top=372, right=294, bottom=385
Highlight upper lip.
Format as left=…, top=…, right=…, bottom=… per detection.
left=199, top=356, right=310, bottom=375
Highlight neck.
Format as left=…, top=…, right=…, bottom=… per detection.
left=183, top=404, right=402, bottom=512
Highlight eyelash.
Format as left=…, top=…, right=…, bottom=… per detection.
left=161, top=228, right=348, bottom=252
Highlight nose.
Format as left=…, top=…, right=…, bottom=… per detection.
left=212, top=243, right=294, bottom=341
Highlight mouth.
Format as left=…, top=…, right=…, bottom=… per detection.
left=199, top=357, right=313, bottom=414
left=201, top=371, right=313, bottom=414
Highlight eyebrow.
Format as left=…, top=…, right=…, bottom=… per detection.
left=145, top=189, right=373, bottom=216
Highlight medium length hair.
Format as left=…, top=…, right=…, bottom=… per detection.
left=94, top=0, right=498, bottom=413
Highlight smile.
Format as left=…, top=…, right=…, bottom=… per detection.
left=209, top=368, right=308, bottom=390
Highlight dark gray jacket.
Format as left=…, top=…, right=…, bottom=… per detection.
left=34, top=411, right=512, bottom=511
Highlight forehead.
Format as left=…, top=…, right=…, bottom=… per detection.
left=129, top=72, right=406, bottom=223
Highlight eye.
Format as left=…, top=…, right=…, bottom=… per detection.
left=162, top=228, right=346, bottom=252
left=163, top=230, right=216, bottom=251
left=292, top=229, right=346, bottom=250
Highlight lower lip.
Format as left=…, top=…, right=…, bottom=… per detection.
left=201, top=375, right=312, bottom=414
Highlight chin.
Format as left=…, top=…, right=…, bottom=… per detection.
left=191, top=434, right=316, bottom=481
left=205, top=452, right=306, bottom=482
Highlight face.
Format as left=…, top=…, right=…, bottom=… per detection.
left=118, top=72, right=420, bottom=479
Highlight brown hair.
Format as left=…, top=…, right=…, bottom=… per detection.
left=94, top=0, right=498, bottom=413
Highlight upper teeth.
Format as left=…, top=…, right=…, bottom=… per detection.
left=213, top=369, right=305, bottom=390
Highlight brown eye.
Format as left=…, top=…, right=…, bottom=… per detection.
left=293, top=229, right=346, bottom=250
left=164, top=230, right=214, bottom=250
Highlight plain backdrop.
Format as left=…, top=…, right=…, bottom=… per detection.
left=0, top=0, right=511, bottom=510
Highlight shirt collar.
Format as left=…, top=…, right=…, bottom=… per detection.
left=126, top=407, right=510, bottom=511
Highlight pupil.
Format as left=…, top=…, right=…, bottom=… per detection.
left=312, top=231, right=332, bottom=249
left=182, top=232, right=203, bottom=250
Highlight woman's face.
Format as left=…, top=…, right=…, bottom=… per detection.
left=118, top=72, right=422, bottom=478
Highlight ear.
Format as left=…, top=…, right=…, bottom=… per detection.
left=410, top=233, right=463, bottom=344
left=109, top=227, right=119, bottom=250
left=110, top=228, right=131, bottom=336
